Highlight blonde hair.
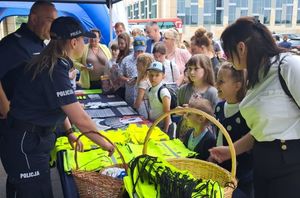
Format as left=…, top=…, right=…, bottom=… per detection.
left=164, top=28, right=180, bottom=47
left=136, top=53, right=154, bottom=83
left=27, top=39, right=68, bottom=80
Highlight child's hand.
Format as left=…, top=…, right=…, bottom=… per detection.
left=209, top=146, right=231, bottom=163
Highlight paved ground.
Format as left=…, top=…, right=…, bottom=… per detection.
left=0, top=160, right=64, bottom=198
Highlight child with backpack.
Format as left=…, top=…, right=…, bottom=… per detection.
left=147, top=61, right=172, bottom=132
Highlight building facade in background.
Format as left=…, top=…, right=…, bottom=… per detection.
left=124, top=0, right=300, bottom=40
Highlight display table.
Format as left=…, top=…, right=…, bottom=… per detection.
left=54, top=90, right=196, bottom=198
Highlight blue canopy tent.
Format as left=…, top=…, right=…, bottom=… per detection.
left=0, top=1, right=123, bottom=45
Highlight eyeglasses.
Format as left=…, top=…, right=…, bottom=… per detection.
left=164, top=37, right=173, bottom=40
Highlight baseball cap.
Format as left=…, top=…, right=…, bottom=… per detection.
left=133, top=36, right=147, bottom=52
left=147, top=61, right=165, bottom=73
left=50, top=16, right=96, bottom=40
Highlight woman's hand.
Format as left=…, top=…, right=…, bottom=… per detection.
left=67, top=133, right=84, bottom=152
left=209, top=146, right=231, bottom=163
left=101, top=141, right=115, bottom=156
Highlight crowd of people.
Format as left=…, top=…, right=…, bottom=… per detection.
left=0, top=1, right=300, bottom=198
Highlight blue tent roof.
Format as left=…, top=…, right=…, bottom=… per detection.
left=0, top=1, right=117, bottom=45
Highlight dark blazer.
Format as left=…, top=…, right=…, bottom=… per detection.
left=182, top=129, right=216, bottom=160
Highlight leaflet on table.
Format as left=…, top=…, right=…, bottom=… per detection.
left=92, top=118, right=111, bottom=131
left=85, top=101, right=128, bottom=109
left=120, top=117, right=143, bottom=124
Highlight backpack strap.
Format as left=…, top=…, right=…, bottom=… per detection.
left=170, top=61, right=174, bottom=82
left=157, top=84, right=168, bottom=104
left=278, top=55, right=300, bottom=109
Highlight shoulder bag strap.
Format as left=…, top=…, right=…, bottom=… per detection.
left=278, top=55, right=300, bottom=109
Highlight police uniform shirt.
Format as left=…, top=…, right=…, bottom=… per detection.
left=10, top=57, right=77, bottom=127
left=0, top=23, right=45, bottom=79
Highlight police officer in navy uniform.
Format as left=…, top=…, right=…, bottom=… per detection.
left=1, top=16, right=115, bottom=198
left=0, top=1, right=57, bottom=129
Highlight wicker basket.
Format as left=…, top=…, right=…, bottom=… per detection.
left=142, top=108, right=237, bottom=198
left=72, top=131, right=128, bottom=198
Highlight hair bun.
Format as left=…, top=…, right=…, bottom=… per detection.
left=194, top=28, right=207, bottom=37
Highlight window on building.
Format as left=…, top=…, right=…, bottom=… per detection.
left=217, top=0, right=223, bottom=7
left=177, top=0, right=185, bottom=24
left=185, top=7, right=191, bottom=25
left=191, top=5, right=198, bottom=25
left=264, top=0, right=271, bottom=8
left=141, top=1, right=145, bottom=19
left=298, top=0, right=300, bottom=23
left=228, top=5, right=236, bottom=24
left=275, top=10, right=282, bottom=24
left=177, top=0, right=185, bottom=14
left=276, top=0, right=282, bottom=8
left=263, top=9, right=271, bottom=24
left=297, top=10, right=300, bottom=23
left=127, top=5, right=132, bottom=19
left=241, top=9, right=248, bottom=16
left=216, top=9, right=223, bottom=24
left=237, top=0, right=248, bottom=7
left=150, top=0, right=157, bottom=18
left=134, top=2, right=139, bottom=19
left=285, top=5, right=293, bottom=24
left=204, top=0, right=216, bottom=24
left=253, top=0, right=263, bottom=15
left=145, top=0, right=148, bottom=18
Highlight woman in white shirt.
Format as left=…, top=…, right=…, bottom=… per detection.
left=210, top=16, right=300, bottom=198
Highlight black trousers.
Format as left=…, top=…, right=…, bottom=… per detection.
left=0, top=120, right=56, bottom=198
left=253, top=139, right=300, bottom=198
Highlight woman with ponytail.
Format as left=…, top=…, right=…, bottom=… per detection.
left=1, top=17, right=114, bottom=197
left=210, top=16, right=300, bottom=198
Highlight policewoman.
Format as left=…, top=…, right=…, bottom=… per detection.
left=1, top=17, right=114, bottom=198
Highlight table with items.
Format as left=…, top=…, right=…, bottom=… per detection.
left=52, top=89, right=228, bottom=198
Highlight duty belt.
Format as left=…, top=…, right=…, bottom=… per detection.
left=7, top=114, right=56, bottom=134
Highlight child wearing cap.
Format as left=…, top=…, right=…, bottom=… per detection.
left=146, top=61, right=171, bottom=132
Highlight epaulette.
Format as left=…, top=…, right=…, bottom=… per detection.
left=59, top=57, right=72, bottom=69
left=14, top=33, right=22, bottom=38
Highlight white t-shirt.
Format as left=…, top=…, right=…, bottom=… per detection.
left=240, top=53, right=300, bottom=141
left=147, top=82, right=171, bottom=121
left=163, top=59, right=180, bottom=84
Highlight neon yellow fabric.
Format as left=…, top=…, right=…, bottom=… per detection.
left=63, top=148, right=112, bottom=172
left=124, top=155, right=224, bottom=198
left=126, top=124, right=169, bottom=144
left=100, top=129, right=130, bottom=144
left=147, top=139, right=197, bottom=158
left=63, top=144, right=136, bottom=173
